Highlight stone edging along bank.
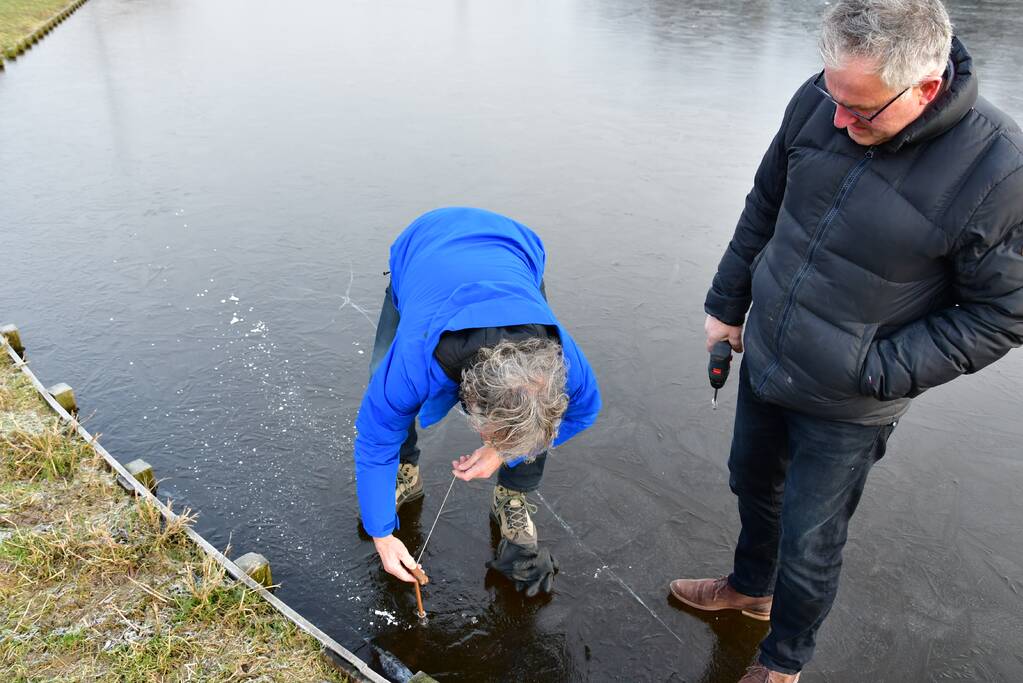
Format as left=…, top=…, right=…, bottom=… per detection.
left=0, top=324, right=392, bottom=683
left=0, top=0, right=88, bottom=72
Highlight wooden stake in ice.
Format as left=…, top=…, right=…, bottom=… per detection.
left=413, top=582, right=425, bottom=619
left=412, top=567, right=429, bottom=619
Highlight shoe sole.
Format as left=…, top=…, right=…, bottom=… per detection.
left=740, top=608, right=771, bottom=621
left=395, top=488, right=424, bottom=511
left=669, top=586, right=771, bottom=621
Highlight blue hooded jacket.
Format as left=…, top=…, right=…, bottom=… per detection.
left=354, top=207, right=602, bottom=537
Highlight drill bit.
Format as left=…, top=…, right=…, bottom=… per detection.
left=712, top=389, right=719, bottom=410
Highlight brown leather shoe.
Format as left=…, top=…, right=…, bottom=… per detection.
left=668, top=576, right=772, bottom=621
left=737, top=663, right=800, bottom=683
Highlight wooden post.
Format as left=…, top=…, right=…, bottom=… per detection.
left=409, top=672, right=440, bottom=683
left=235, top=552, right=273, bottom=588
left=117, top=458, right=157, bottom=492
left=1, top=324, right=25, bottom=357
left=47, top=383, right=77, bottom=413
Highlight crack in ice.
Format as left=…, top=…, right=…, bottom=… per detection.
left=337, top=265, right=377, bottom=330
left=536, top=492, right=687, bottom=646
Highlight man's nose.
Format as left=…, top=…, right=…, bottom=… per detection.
left=833, top=105, right=860, bottom=128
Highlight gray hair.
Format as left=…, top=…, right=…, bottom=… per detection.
left=820, top=0, right=953, bottom=90
left=459, top=337, right=568, bottom=463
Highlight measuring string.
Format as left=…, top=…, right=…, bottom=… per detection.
left=415, top=474, right=457, bottom=565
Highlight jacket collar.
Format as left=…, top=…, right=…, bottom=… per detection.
left=423, top=281, right=558, bottom=368
left=881, top=36, right=978, bottom=154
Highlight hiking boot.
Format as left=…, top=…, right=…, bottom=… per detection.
left=668, top=576, right=772, bottom=621
left=737, top=664, right=800, bottom=683
left=395, top=463, right=423, bottom=511
left=490, top=485, right=538, bottom=547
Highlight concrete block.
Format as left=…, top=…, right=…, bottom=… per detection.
left=47, top=383, right=77, bottom=413
left=235, top=552, right=273, bottom=587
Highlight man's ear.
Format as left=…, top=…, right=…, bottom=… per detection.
left=918, top=76, right=944, bottom=104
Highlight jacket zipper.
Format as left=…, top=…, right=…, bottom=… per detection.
left=756, top=146, right=875, bottom=396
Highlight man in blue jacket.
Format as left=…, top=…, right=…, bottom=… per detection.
left=356, top=207, right=601, bottom=593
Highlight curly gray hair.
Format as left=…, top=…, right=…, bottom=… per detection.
left=459, top=337, right=568, bottom=463
left=820, top=0, right=953, bottom=90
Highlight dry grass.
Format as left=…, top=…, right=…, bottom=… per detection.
left=1, top=421, right=93, bottom=481
left=0, top=363, right=44, bottom=412
left=0, top=350, right=349, bottom=682
left=0, top=0, right=76, bottom=56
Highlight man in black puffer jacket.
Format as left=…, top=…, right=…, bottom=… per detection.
left=669, top=1, right=1023, bottom=681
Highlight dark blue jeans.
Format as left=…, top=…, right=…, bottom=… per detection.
left=368, top=283, right=547, bottom=492
left=728, top=361, right=895, bottom=674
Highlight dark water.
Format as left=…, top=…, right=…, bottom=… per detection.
left=3, top=1, right=1022, bottom=681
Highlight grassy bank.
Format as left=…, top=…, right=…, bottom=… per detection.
left=0, top=0, right=76, bottom=59
left=0, top=350, right=349, bottom=682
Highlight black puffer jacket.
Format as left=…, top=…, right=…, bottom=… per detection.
left=705, top=37, right=1023, bottom=425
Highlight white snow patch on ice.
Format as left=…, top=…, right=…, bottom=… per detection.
left=373, top=609, right=399, bottom=626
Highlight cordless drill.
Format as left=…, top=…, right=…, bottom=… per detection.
left=708, top=340, right=733, bottom=410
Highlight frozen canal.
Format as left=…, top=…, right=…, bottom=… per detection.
left=2, top=0, right=1022, bottom=680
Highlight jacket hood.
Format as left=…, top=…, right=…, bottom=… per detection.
left=882, top=36, right=978, bottom=153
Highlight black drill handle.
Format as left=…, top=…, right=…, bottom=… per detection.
left=708, top=340, right=733, bottom=390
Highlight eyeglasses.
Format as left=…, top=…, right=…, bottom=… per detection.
left=812, top=69, right=910, bottom=123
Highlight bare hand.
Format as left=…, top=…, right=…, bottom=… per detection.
left=373, top=534, right=419, bottom=583
left=705, top=314, right=744, bottom=353
left=451, top=445, right=503, bottom=482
